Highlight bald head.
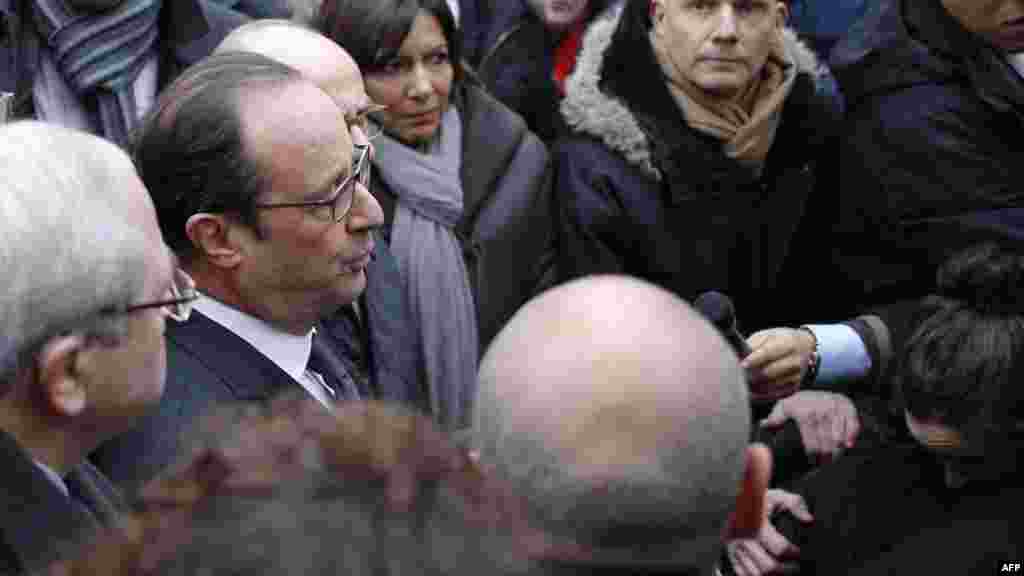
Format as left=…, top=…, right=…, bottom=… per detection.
left=474, top=276, right=753, bottom=563
left=216, top=20, right=373, bottom=144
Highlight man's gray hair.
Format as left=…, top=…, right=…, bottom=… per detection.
left=0, top=122, right=150, bottom=390
left=474, top=276, right=751, bottom=568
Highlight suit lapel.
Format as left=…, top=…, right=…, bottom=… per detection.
left=65, top=461, right=127, bottom=528
left=167, top=311, right=298, bottom=402
left=0, top=430, right=106, bottom=572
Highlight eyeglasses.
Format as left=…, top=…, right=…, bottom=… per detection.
left=112, top=268, right=198, bottom=322
left=253, top=143, right=371, bottom=223
left=347, top=104, right=388, bottom=142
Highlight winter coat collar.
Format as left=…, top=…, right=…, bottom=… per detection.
left=560, top=2, right=825, bottom=180
left=831, top=0, right=1024, bottom=116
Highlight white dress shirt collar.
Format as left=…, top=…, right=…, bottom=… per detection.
left=32, top=460, right=69, bottom=498
left=1009, top=52, right=1024, bottom=79
left=192, top=293, right=312, bottom=384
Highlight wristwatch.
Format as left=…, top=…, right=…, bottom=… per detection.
left=798, top=326, right=821, bottom=387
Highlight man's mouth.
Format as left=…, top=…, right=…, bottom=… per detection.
left=550, top=0, right=577, bottom=13
left=406, top=109, right=439, bottom=125
left=702, top=56, right=743, bottom=64
left=341, top=243, right=375, bottom=275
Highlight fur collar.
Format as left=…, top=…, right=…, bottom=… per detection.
left=560, top=3, right=826, bottom=179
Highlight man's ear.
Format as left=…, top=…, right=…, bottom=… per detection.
left=725, top=443, right=772, bottom=539
left=650, top=0, right=668, bottom=35
left=775, top=1, right=790, bottom=30
left=185, top=213, right=244, bottom=269
left=37, top=335, right=89, bottom=417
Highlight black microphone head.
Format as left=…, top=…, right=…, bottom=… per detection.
left=693, top=291, right=736, bottom=330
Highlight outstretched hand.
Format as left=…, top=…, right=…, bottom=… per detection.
left=725, top=489, right=814, bottom=576
left=760, top=390, right=860, bottom=463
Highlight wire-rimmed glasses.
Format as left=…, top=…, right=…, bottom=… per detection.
left=253, top=143, right=371, bottom=223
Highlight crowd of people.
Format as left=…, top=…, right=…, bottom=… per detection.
left=0, top=0, right=1021, bottom=574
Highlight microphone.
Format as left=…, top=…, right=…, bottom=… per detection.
left=693, top=291, right=752, bottom=359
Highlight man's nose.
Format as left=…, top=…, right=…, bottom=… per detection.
left=346, top=180, right=384, bottom=232
left=350, top=124, right=370, bottom=148
left=711, top=4, right=740, bottom=40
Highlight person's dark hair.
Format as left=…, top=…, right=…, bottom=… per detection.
left=129, top=51, right=302, bottom=262
left=314, top=0, right=464, bottom=86
left=902, top=243, right=1024, bottom=463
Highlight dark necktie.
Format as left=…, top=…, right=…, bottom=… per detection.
left=308, top=330, right=361, bottom=402
left=66, top=483, right=100, bottom=530
left=330, top=304, right=373, bottom=395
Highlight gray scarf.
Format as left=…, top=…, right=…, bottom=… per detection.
left=31, top=0, right=162, bottom=143
left=373, top=107, right=479, bottom=432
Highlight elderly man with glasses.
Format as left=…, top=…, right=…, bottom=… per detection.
left=0, top=121, right=190, bottom=573
left=89, top=51, right=385, bottom=491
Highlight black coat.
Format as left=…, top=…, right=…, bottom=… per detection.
left=826, top=0, right=1024, bottom=318
left=553, top=3, right=843, bottom=332
left=476, top=14, right=562, bottom=143
left=1, top=429, right=126, bottom=575
left=475, top=1, right=616, bottom=143
left=459, top=0, right=528, bottom=68
left=774, top=443, right=1024, bottom=575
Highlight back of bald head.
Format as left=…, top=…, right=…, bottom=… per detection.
left=215, top=19, right=355, bottom=83
left=474, top=275, right=750, bottom=562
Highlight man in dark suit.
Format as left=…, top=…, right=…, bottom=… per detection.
left=90, top=51, right=387, bottom=490
left=215, top=19, right=427, bottom=415
left=0, top=121, right=185, bottom=573
left=0, top=0, right=248, bottom=144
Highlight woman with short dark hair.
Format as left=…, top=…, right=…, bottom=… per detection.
left=315, top=0, right=552, bottom=433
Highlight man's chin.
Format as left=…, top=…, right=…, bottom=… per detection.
left=693, top=77, right=747, bottom=100
left=332, top=270, right=367, bottom=303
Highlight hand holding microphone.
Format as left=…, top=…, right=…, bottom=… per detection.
left=742, top=328, right=816, bottom=403
left=694, top=292, right=808, bottom=402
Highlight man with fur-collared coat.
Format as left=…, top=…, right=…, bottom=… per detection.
left=552, top=0, right=842, bottom=334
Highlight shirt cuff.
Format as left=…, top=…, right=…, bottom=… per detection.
left=805, top=323, right=872, bottom=383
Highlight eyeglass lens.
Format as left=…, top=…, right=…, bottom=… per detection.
left=333, top=145, right=370, bottom=222
left=166, top=269, right=196, bottom=322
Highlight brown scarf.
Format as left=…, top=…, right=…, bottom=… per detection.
left=651, top=28, right=796, bottom=170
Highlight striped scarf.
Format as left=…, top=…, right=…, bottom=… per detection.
left=31, top=0, right=161, bottom=143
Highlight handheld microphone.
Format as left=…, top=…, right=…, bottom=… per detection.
left=693, top=291, right=753, bottom=359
